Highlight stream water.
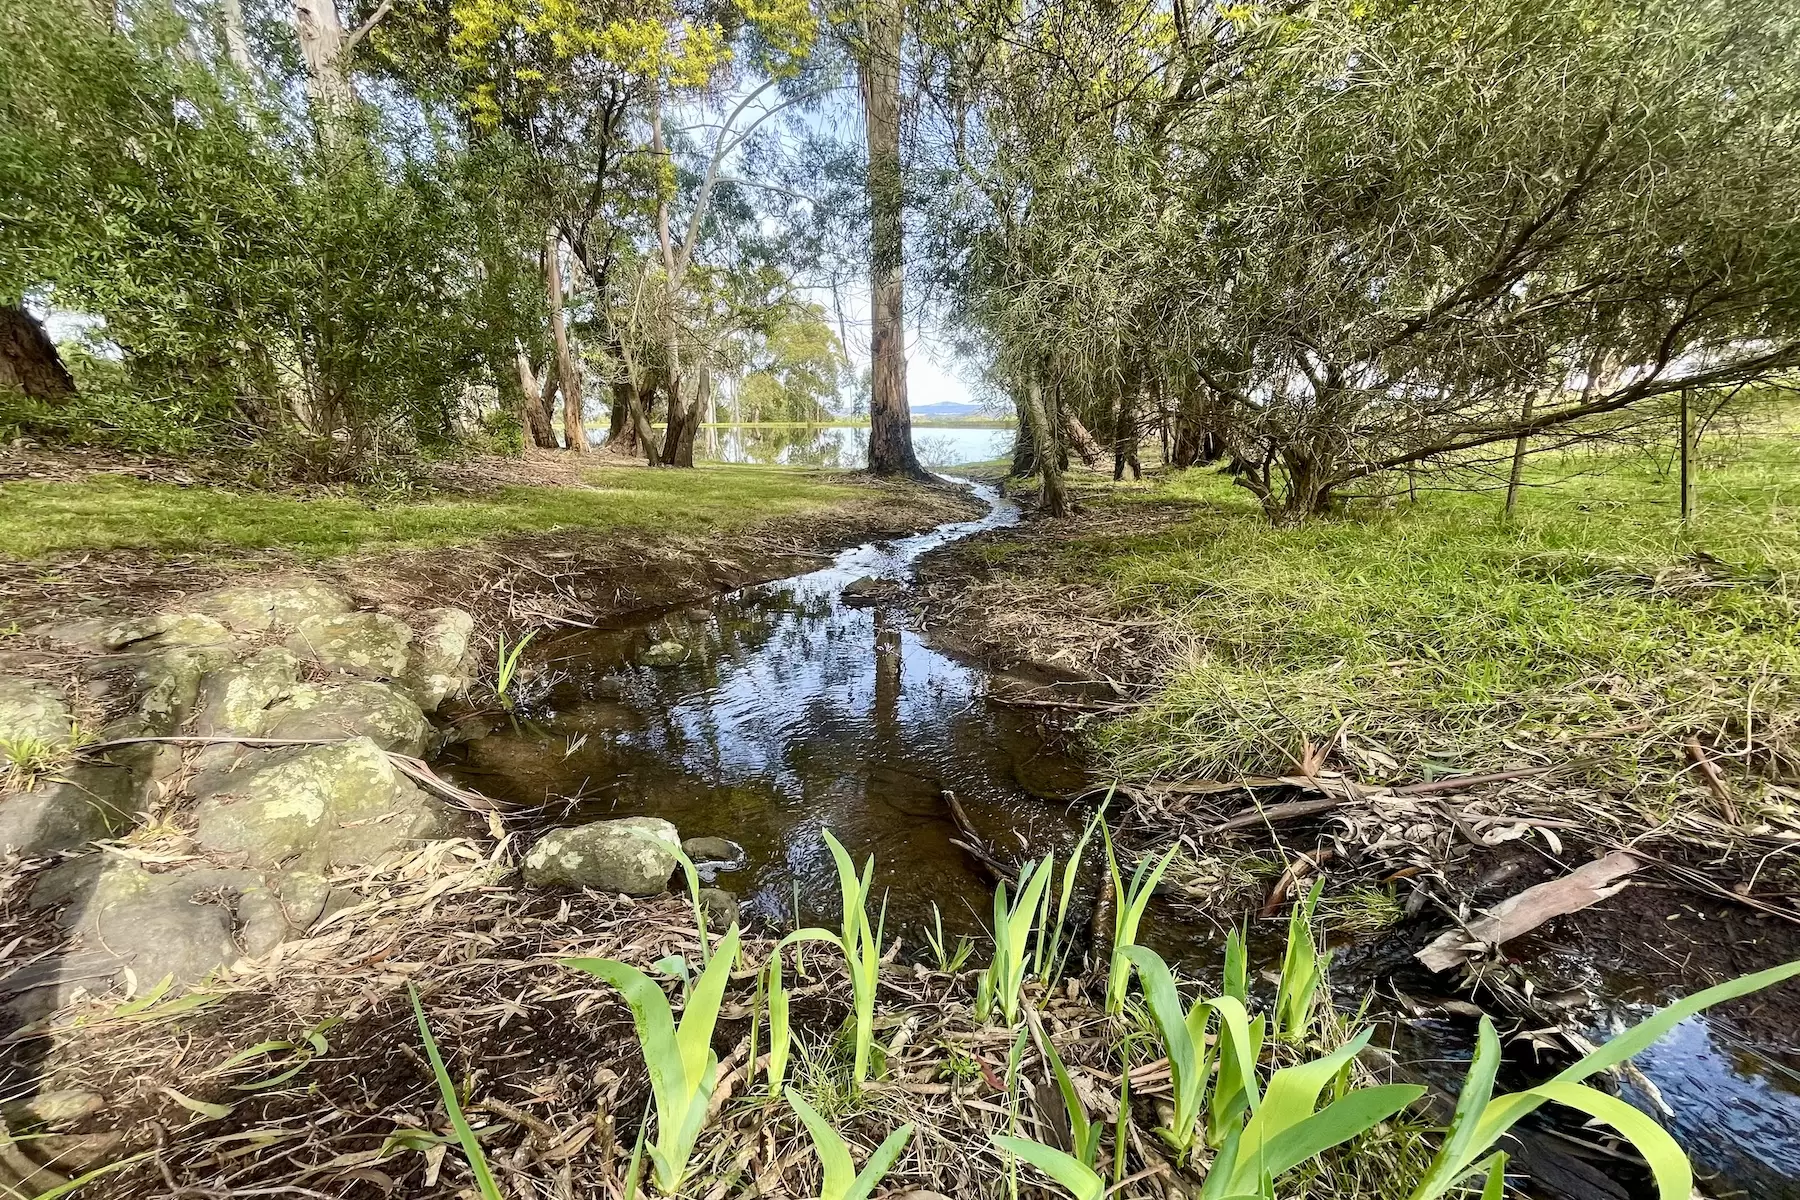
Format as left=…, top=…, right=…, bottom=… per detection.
left=439, top=482, right=1800, bottom=1200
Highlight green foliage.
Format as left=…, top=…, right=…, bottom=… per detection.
left=923, top=902, right=973, bottom=973
left=492, top=630, right=537, bottom=708
left=1274, top=880, right=1326, bottom=1040
left=0, top=0, right=541, bottom=474
left=1103, top=834, right=1176, bottom=1014
left=408, top=984, right=504, bottom=1200
left=989, top=1134, right=1104, bottom=1200
left=731, top=304, right=851, bottom=423
left=784, top=1090, right=912, bottom=1200
left=1408, top=958, right=1800, bottom=1200
left=562, top=925, right=742, bottom=1194
left=975, top=854, right=1055, bottom=1026
left=784, top=831, right=883, bottom=1085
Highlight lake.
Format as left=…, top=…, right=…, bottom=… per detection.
left=693, top=423, right=1015, bottom=469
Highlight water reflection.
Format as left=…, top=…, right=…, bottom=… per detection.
left=696, top=423, right=1015, bottom=468
left=440, top=482, right=1086, bottom=941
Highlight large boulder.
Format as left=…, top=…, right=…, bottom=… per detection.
left=192, top=737, right=448, bottom=870
left=0, top=677, right=72, bottom=758
left=189, top=577, right=351, bottom=634
left=398, top=608, right=476, bottom=712
left=287, top=612, right=413, bottom=680
left=260, top=682, right=429, bottom=756
left=31, top=858, right=245, bottom=991
left=0, top=764, right=137, bottom=855
left=522, top=817, right=680, bottom=894
left=193, top=647, right=303, bottom=737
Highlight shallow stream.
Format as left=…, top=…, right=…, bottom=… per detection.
left=440, top=482, right=1800, bottom=1200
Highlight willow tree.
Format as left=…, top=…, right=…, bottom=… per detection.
left=916, top=0, right=1800, bottom=519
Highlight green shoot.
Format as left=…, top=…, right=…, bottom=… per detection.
left=1274, top=878, right=1326, bottom=1040
left=977, top=855, right=1056, bottom=1026
left=1407, top=958, right=1800, bottom=1200
left=782, top=831, right=883, bottom=1084
left=1038, top=799, right=1109, bottom=986
left=785, top=1089, right=914, bottom=1200
left=1027, top=1014, right=1101, bottom=1169
left=493, top=629, right=537, bottom=707
left=562, top=925, right=742, bottom=1194
left=924, top=902, right=973, bottom=973
left=408, top=984, right=503, bottom=1200
left=1119, top=944, right=1253, bottom=1158
left=1104, top=835, right=1177, bottom=1014
left=767, top=949, right=793, bottom=1098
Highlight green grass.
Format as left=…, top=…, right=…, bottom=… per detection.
left=1054, top=434, right=1800, bottom=799
left=0, top=465, right=866, bottom=561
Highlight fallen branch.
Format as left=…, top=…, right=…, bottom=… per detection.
left=1684, top=736, right=1740, bottom=824
left=1416, top=851, right=1643, bottom=972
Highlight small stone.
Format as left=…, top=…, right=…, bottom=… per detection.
left=1, top=1089, right=105, bottom=1132
left=193, top=647, right=302, bottom=737
left=840, top=576, right=902, bottom=607
left=397, top=608, right=476, bottom=711
left=0, top=676, right=72, bottom=754
left=522, top=817, right=680, bottom=894
left=640, top=641, right=689, bottom=668
left=697, top=887, right=739, bottom=930
left=287, top=612, right=413, bottom=680
left=681, top=836, right=743, bottom=865
left=189, top=576, right=351, bottom=634
left=260, top=681, right=429, bottom=756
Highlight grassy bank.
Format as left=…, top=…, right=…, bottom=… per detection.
left=0, top=464, right=868, bottom=561
left=981, top=435, right=1800, bottom=803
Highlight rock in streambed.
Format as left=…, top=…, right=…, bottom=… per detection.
left=523, top=816, right=682, bottom=894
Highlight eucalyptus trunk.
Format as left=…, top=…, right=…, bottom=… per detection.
left=544, top=232, right=586, bottom=453
left=861, top=0, right=924, bottom=479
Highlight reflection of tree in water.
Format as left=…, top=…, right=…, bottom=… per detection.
left=913, top=433, right=958, bottom=467
left=708, top=425, right=865, bottom=468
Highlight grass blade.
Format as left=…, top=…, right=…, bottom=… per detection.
left=408, top=984, right=503, bottom=1200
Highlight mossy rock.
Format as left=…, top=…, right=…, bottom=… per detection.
left=522, top=816, right=680, bottom=894
left=287, top=612, right=413, bottom=679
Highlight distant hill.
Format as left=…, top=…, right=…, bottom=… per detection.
left=912, top=401, right=1003, bottom=419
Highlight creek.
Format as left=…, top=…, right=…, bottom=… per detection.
left=439, top=482, right=1800, bottom=1200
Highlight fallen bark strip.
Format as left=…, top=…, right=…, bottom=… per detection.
left=1416, top=850, right=1643, bottom=972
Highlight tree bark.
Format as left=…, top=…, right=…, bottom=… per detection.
left=294, top=0, right=355, bottom=130
left=513, top=350, right=559, bottom=448
left=1112, top=361, right=1142, bottom=482
left=545, top=231, right=586, bottom=453
left=860, top=0, right=924, bottom=478
left=1064, top=407, right=1104, bottom=468
left=220, top=0, right=254, bottom=73
left=1503, top=392, right=1534, bottom=517
left=0, top=305, right=75, bottom=403
left=1025, top=373, right=1066, bottom=516
left=1011, top=392, right=1036, bottom=477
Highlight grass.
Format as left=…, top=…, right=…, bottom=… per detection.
left=0, top=464, right=868, bottom=561
left=1070, top=434, right=1800, bottom=797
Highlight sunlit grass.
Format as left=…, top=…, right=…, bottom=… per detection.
left=1078, top=435, right=1800, bottom=793
left=0, top=464, right=865, bottom=560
